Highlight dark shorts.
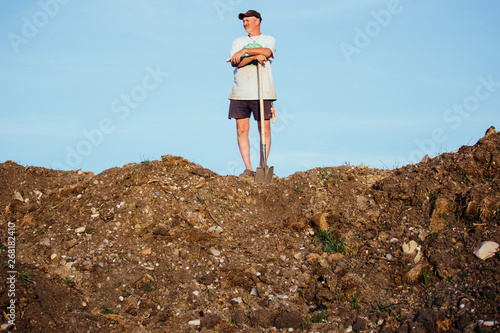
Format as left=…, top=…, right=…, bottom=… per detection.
left=228, top=100, right=273, bottom=121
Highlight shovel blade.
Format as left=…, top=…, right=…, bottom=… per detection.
left=255, top=166, right=274, bottom=183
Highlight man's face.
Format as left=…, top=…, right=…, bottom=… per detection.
left=243, top=16, right=259, bottom=33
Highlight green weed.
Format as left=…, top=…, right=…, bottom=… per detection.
left=314, top=229, right=348, bottom=254
left=99, top=305, right=117, bottom=315
left=429, top=192, right=437, bottom=216
left=372, top=300, right=400, bottom=319
left=146, top=278, right=155, bottom=293
left=196, top=191, right=206, bottom=206
left=320, top=168, right=332, bottom=182
left=422, top=267, right=429, bottom=286
left=352, top=294, right=361, bottom=313
left=312, top=309, right=328, bottom=323
left=19, top=271, right=34, bottom=283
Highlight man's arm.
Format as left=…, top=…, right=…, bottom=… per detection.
left=231, top=47, right=273, bottom=67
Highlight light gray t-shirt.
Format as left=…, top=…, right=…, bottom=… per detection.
left=228, top=34, right=277, bottom=101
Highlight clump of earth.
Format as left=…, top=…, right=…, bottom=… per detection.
left=0, top=127, right=499, bottom=333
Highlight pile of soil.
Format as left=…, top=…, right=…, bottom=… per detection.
left=0, top=127, right=499, bottom=333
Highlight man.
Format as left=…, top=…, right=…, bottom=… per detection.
left=228, top=10, right=277, bottom=176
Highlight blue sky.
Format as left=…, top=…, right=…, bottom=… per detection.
left=1, top=0, right=499, bottom=177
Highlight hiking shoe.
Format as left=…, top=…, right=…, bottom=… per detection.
left=239, top=169, right=254, bottom=177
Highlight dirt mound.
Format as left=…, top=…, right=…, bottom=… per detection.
left=1, top=128, right=499, bottom=332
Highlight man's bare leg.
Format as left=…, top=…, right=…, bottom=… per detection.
left=236, top=118, right=252, bottom=171
left=257, top=119, right=271, bottom=168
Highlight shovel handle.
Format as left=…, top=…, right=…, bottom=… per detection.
left=258, top=62, right=267, bottom=166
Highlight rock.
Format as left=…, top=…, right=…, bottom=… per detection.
left=306, top=253, right=321, bottom=264
left=208, top=226, right=223, bottom=234
left=152, top=227, right=169, bottom=236
left=274, top=311, right=303, bottom=329
left=250, top=308, right=276, bottom=328
left=188, top=319, right=200, bottom=326
left=76, top=227, right=86, bottom=234
left=211, top=249, right=221, bottom=257
left=50, top=253, right=57, bottom=260
left=311, top=212, right=330, bottom=231
left=429, top=197, right=453, bottom=232
left=484, top=125, right=496, bottom=137
left=231, top=297, right=243, bottom=304
left=352, top=318, right=368, bottom=332
left=186, top=229, right=213, bottom=242
left=402, top=240, right=418, bottom=254
left=480, top=320, right=499, bottom=327
left=1, top=323, right=15, bottom=331
left=200, top=313, right=221, bottom=329
left=327, top=253, right=344, bottom=263
left=141, top=248, right=152, bottom=255
left=413, top=248, right=423, bottom=263
left=14, top=191, right=24, bottom=202
left=294, top=252, right=305, bottom=261
left=190, top=167, right=217, bottom=179
left=473, top=241, right=499, bottom=260
left=404, top=263, right=424, bottom=284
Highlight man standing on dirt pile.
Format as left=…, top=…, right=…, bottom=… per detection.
left=228, top=10, right=277, bottom=177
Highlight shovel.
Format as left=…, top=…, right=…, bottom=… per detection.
left=255, top=62, right=274, bottom=183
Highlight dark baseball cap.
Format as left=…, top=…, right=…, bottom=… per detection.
left=238, top=10, right=262, bottom=21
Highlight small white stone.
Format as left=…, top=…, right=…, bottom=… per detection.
left=232, top=297, right=243, bottom=304
left=414, top=249, right=423, bottom=263
left=211, top=249, right=221, bottom=256
left=402, top=240, right=418, bottom=254
left=294, top=253, right=304, bottom=260
left=76, top=227, right=86, bottom=234
left=14, top=191, right=24, bottom=202
left=208, top=226, right=223, bottom=234
left=188, top=319, right=201, bottom=326
left=474, top=241, right=499, bottom=260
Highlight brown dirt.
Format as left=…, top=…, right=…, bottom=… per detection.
left=0, top=127, right=499, bottom=333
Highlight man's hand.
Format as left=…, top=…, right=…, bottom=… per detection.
left=254, top=54, right=267, bottom=64
left=231, top=47, right=272, bottom=67
left=231, top=48, right=248, bottom=66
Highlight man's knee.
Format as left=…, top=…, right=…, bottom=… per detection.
left=236, top=119, right=250, bottom=136
left=237, top=127, right=249, bottom=137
